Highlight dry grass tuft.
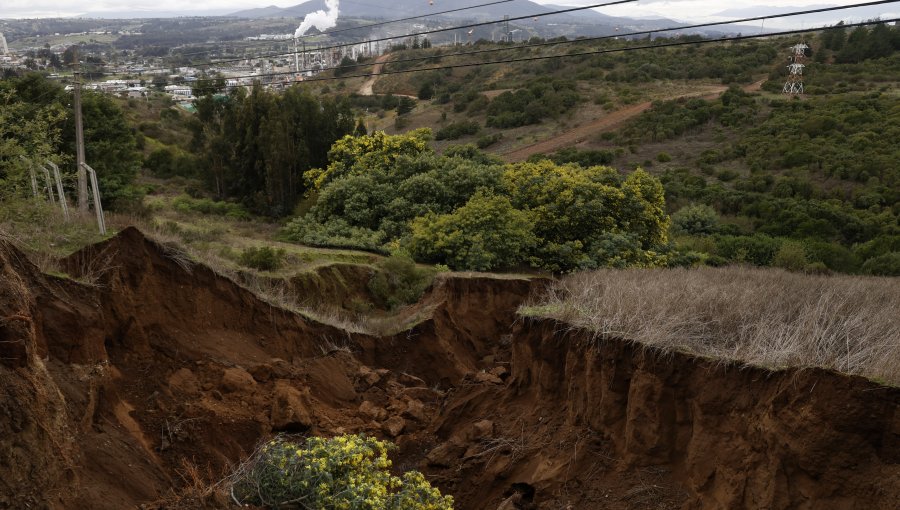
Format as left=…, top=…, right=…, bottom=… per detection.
left=521, top=266, right=900, bottom=384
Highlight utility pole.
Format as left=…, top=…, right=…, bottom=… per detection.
left=782, top=43, right=809, bottom=95
left=73, top=48, right=88, bottom=212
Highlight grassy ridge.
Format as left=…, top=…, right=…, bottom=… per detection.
left=522, top=266, right=900, bottom=385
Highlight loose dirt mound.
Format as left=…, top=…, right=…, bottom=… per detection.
left=2, top=228, right=899, bottom=509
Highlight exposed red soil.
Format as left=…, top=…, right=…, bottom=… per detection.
left=2, top=227, right=899, bottom=509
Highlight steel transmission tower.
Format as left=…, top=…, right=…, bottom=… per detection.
left=782, top=43, right=809, bottom=95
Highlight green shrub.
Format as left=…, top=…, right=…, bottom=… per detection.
left=861, top=252, right=900, bottom=276
left=714, top=234, right=781, bottom=266
left=772, top=240, right=808, bottom=271
left=238, top=246, right=285, bottom=271
left=368, top=253, right=436, bottom=310
left=407, top=191, right=536, bottom=271
left=171, top=195, right=251, bottom=219
left=657, top=152, right=672, bottom=163
left=476, top=133, right=503, bottom=148
left=671, top=204, right=719, bottom=236
left=282, top=217, right=387, bottom=251
left=533, top=147, right=615, bottom=167
left=434, top=120, right=480, bottom=141
left=418, top=82, right=434, bottom=100
left=230, top=435, right=453, bottom=509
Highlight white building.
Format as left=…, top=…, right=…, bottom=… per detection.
left=164, top=84, right=193, bottom=100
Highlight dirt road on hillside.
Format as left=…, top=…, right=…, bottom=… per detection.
left=359, top=53, right=393, bottom=96
left=502, top=78, right=766, bottom=162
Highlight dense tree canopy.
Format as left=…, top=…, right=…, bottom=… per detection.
left=284, top=131, right=670, bottom=271
left=191, top=85, right=357, bottom=216
left=1, top=73, right=140, bottom=208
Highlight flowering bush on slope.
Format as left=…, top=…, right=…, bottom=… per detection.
left=230, top=434, right=453, bottom=509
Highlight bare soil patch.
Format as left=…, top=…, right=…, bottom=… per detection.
left=1, top=228, right=898, bottom=509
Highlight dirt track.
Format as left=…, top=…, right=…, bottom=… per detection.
left=502, top=79, right=766, bottom=162
left=359, top=53, right=393, bottom=96
left=2, top=228, right=899, bottom=509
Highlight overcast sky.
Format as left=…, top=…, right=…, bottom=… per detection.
left=0, top=0, right=897, bottom=24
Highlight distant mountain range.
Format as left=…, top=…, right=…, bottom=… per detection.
left=230, top=1, right=566, bottom=20
left=713, top=4, right=900, bottom=23
left=226, top=1, right=782, bottom=38
left=228, top=0, right=686, bottom=28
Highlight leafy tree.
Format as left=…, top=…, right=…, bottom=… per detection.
left=191, top=75, right=227, bottom=97
left=192, top=85, right=355, bottom=216
left=304, top=129, right=432, bottom=191
left=417, top=82, right=434, bottom=100
left=335, top=55, right=357, bottom=77
left=408, top=190, right=536, bottom=271
left=396, top=97, right=416, bottom=116
left=671, top=204, right=719, bottom=236
left=502, top=163, right=668, bottom=270
left=486, top=78, right=580, bottom=128
left=60, top=90, right=142, bottom=207
left=287, top=132, right=670, bottom=271
left=861, top=252, right=900, bottom=276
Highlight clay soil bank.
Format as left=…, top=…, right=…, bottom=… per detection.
left=1, top=228, right=898, bottom=509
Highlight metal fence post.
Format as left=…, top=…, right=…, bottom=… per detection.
left=80, top=163, right=106, bottom=235
left=45, top=161, right=69, bottom=222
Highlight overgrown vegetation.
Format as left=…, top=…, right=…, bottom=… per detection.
left=0, top=73, right=142, bottom=209
left=238, top=246, right=285, bottom=271
left=189, top=85, right=358, bottom=216
left=229, top=434, right=454, bottom=509
left=527, top=25, right=900, bottom=275
left=485, top=78, right=580, bottom=128
left=284, top=131, right=671, bottom=272
left=523, top=267, right=900, bottom=384
left=368, top=253, right=437, bottom=310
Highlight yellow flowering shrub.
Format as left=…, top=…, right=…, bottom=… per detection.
left=229, top=434, right=453, bottom=509
left=304, top=129, right=433, bottom=191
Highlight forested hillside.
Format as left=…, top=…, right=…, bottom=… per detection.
left=2, top=23, right=898, bottom=275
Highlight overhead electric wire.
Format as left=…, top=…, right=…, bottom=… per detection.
left=159, top=16, right=897, bottom=89
left=73, top=1, right=900, bottom=85
left=247, top=0, right=900, bottom=78
left=312, top=17, right=899, bottom=80
left=188, top=0, right=638, bottom=67
left=177, top=0, right=520, bottom=58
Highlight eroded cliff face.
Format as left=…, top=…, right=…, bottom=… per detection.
left=1, top=228, right=898, bottom=510
left=501, top=320, right=900, bottom=509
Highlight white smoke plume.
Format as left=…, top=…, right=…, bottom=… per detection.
left=295, top=0, right=340, bottom=38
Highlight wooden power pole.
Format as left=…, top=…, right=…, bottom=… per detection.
left=73, top=52, right=88, bottom=212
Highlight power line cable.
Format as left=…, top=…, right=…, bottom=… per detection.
left=188, top=0, right=637, bottom=67
left=291, top=17, right=896, bottom=84
left=88, top=15, right=900, bottom=87
left=255, top=0, right=900, bottom=77
left=177, top=0, right=520, bottom=58
left=76, top=2, right=900, bottom=85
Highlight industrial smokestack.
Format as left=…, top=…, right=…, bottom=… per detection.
left=294, top=0, right=340, bottom=38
